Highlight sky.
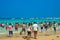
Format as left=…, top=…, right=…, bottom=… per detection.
left=0, top=0, right=60, bottom=18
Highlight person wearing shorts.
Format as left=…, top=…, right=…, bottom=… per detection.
left=20, top=23, right=26, bottom=36
left=27, top=23, right=32, bottom=40
left=8, top=23, right=13, bottom=36
left=53, top=22, right=56, bottom=32
left=33, top=22, right=38, bottom=39
left=15, top=23, right=19, bottom=31
left=40, top=22, right=44, bottom=32
left=44, top=22, right=48, bottom=31
left=9, top=31, right=13, bottom=35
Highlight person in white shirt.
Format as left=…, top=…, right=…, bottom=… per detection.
left=53, top=21, right=56, bottom=32
left=33, top=22, right=38, bottom=39
left=27, top=23, right=32, bottom=40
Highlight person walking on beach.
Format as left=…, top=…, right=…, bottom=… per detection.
left=27, top=23, right=32, bottom=40
left=20, top=22, right=26, bottom=38
left=53, top=22, right=56, bottom=33
left=40, top=22, right=44, bottom=33
left=44, top=22, right=48, bottom=32
left=8, top=23, right=13, bottom=36
left=33, top=22, right=38, bottom=39
left=49, top=22, right=52, bottom=31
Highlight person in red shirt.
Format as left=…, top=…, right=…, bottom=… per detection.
left=58, top=22, right=60, bottom=27
left=15, top=23, right=19, bottom=31
left=58, top=22, right=60, bottom=30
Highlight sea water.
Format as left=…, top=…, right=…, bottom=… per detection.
left=0, top=18, right=60, bottom=34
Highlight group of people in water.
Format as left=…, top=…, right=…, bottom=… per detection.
left=0, top=21, right=60, bottom=40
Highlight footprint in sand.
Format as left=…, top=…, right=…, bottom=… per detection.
left=51, top=39, right=54, bottom=40
left=45, top=34, right=49, bottom=36
left=56, top=36, right=59, bottom=38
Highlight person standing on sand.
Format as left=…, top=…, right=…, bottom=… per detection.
left=8, top=23, right=13, bottom=36
left=33, top=22, right=38, bottom=39
left=44, top=22, right=48, bottom=32
left=40, top=22, right=44, bottom=33
left=49, top=22, right=52, bottom=31
left=53, top=22, right=56, bottom=33
left=27, top=23, right=32, bottom=40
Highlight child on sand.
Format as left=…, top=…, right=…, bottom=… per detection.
left=27, top=23, right=32, bottom=40
left=33, top=22, right=38, bottom=39
left=8, top=23, right=13, bottom=36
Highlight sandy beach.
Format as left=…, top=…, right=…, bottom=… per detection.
left=0, top=30, right=60, bottom=40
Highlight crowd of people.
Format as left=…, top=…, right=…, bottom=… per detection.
left=0, top=21, right=60, bottom=40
